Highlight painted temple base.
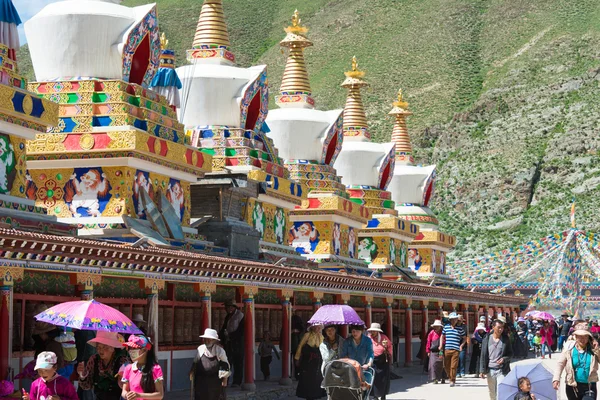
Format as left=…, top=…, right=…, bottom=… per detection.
left=259, top=242, right=317, bottom=268
left=0, top=194, right=76, bottom=235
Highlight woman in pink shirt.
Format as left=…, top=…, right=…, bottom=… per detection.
left=591, top=320, right=600, bottom=335
left=368, top=323, right=392, bottom=400
left=426, top=320, right=445, bottom=384
left=539, top=320, right=554, bottom=359
left=121, top=335, right=163, bottom=400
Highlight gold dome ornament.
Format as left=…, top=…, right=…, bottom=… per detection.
left=187, top=0, right=236, bottom=64
left=388, top=88, right=414, bottom=164
left=341, top=56, right=369, bottom=139
left=276, top=9, right=315, bottom=108
left=160, top=32, right=168, bottom=50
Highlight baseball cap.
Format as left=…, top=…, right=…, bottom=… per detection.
left=123, top=335, right=152, bottom=350
left=34, top=352, right=57, bottom=370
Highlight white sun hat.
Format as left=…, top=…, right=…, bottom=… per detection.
left=199, top=328, right=220, bottom=341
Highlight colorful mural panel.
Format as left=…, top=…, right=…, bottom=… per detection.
left=358, top=237, right=378, bottom=264
left=289, top=221, right=320, bottom=254
left=0, top=134, right=16, bottom=195
left=333, top=223, right=342, bottom=255
left=246, top=199, right=290, bottom=245
left=348, top=227, right=357, bottom=259
left=26, top=166, right=191, bottom=224
left=64, top=167, right=112, bottom=217
left=409, top=248, right=434, bottom=273
left=133, top=170, right=153, bottom=219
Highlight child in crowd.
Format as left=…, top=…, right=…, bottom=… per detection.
left=514, top=377, right=536, bottom=400
left=23, top=352, right=79, bottom=400
left=121, top=335, right=164, bottom=400
left=257, top=331, right=280, bottom=381
left=532, top=332, right=542, bottom=357
left=55, top=329, right=77, bottom=379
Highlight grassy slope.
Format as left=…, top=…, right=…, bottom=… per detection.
left=18, top=0, right=600, bottom=256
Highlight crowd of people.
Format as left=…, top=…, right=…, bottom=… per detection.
left=19, top=301, right=600, bottom=400
left=420, top=311, right=600, bottom=400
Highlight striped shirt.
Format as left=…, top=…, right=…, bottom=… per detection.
left=455, top=324, right=466, bottom=340
left=443, top=324, right=463, bottom=351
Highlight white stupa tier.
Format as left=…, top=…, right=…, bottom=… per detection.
left=388, top=164, right=439, bottom=228
left=25, top=1, right=160, bottom=87
left=267, top=108, right=343, bottom=162
left=334, top=141, right=395, bottom=189
left=177, top=64, right=267, bottom=131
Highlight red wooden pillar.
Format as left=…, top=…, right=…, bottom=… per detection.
left=278, top=289, right=293, bottom=386
left=337, top=294, right=350, bottom=338
left=485, top=306, right=491, bottom=329
left=0, top=286, right=11, bottom=379
left=195, top=283, right=216, bottom=334
left=404, top=299, right=413, bottom=367
left=241, top=287, right=257, bottom=391
left=385, top=297, right=394, bottom=346
left=364, top=295, right=373, bottom=328
left=421, top=301, right=429, bottom=337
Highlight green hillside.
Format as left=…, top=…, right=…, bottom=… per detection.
left=18, top=0, right=600, bottom=258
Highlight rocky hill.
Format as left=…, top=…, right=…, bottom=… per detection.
left=17, top=0, right=600, bottom=258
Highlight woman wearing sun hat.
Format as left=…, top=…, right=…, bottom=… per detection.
left=426, top=320, right=445, bottom=384
left=368, top=323, right=392, bottom=399
left=469, top=323, right=487, bottom=376
left=190, top=329, right=230, bottom=400
left=553, top=322, right=600, bottom=400
left=77, top=331, right=129, bottom=400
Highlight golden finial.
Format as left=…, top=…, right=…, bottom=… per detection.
left=285, top=9, right=309, bottom=36
left=160, top=32, right=168, bottom=50
left=392, top=89, right=409, bottom=109
left=344, top=56, right=366, bottom=79
left=192, top=0, right=231, bottom=49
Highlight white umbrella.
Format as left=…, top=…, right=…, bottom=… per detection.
left=498, top=359, right=556, bottom=400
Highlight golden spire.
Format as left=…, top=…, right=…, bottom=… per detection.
left=341, top=56, right=369, bottom=139
left=279, top=10, right=313, bottom=98
left=192, top=0, right=231, bottom=49
left=389, top=88, right=414, bottom=164
left=160, top=32, right=168, bottom=50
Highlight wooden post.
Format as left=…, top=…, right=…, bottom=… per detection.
left=337, top=293, right=351, bottom=338
left=385, top=297, right=394, bottom=347
left=0, top=267, right=22, bottom=380
left=278, top=289, right=294, bottom=386
left=403, top=299, right=413, bottom=367
left=242, top=286, right=258, bottom=391
left=364, top=295, right=373, bottom=328
left=195, top=283, right=216, bottom=334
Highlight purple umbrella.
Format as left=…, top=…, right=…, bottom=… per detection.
left=308, top=305, right=365, bottom=326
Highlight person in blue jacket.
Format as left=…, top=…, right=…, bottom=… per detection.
left=340, top=325, right=374, bottom=370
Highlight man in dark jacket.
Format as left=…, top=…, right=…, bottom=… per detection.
left=557, top=313, right=571, bottom=351
left=220, top=299, right=245, bottom=387
left=480, top=319, right=513, bottom=400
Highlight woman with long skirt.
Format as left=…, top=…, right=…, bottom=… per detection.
left=295, top=324, right=326, bottom=400
left=190, top=329, right=230, bottom=400
left=368, top=323, right=392, bottom=400
left=426, top=320, right=444, bottom=383
left=468, top=323, right=486, bottom=375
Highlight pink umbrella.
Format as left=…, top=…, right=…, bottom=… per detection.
left=531, top=311, right=555, bottom=321
left=35, top=299, right=142, bottom=334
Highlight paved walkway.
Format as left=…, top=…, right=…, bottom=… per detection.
left=172, top=356, right=566, bottom=400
